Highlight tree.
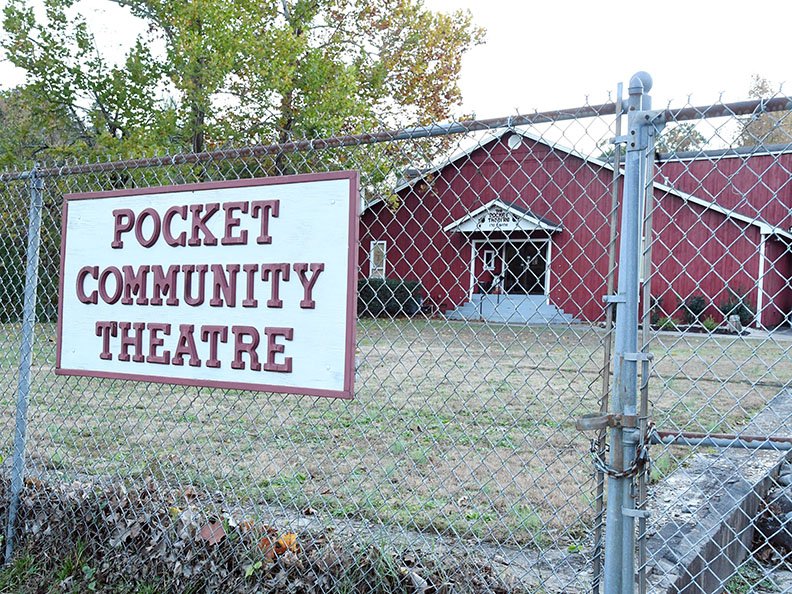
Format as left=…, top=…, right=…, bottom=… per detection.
left=1, top=0, right=484, bottom=160
left=0, top=86, right=90, bottom=168
left=736, top=75, right=792, bottom=147
left=595, top=122, right=707, bottom=163
left=654, top=123, right=706, bottom=154
left=2, top=0, right=169, bottom=158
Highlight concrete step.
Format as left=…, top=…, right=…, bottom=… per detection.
left=446, top=294, right=578, bottom=324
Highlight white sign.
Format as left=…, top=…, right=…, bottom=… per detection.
left=56, top=172, right=358, bottom=399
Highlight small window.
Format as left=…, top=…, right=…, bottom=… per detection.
left=483, top=249, right=496, bottom=271
left=370, top=241, right=387, bottom=279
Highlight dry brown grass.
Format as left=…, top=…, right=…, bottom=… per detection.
left=0, top=319, right=790, bottom=547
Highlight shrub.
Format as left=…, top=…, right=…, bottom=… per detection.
left=649, top=296, right=663, bottom=325
left=702, top=316, right=718, bottom=332
left=0, top=234, right=60, bottom=323
left=682, top=294, right=707, bottom=324
left=0, top=233, right=24, bottom=323
left=358, top=278, right=422, bottom=317
left=718, top=288, right=754, bottom=327
left=1, top=217, right=61, bottom=323
left=655, top=316, right=678, bottom=331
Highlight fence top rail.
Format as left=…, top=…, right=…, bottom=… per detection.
left=0, top=95, right=790, bottom=183
left=0, top=101, right=617, bottom=182
left=656, top=141, right=792, bottom=162
left=663, top=96, right=792, bottom=123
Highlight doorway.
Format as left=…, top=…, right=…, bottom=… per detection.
left=503, top=242, right=547, bottom=295
left=472, top=239, right=550, bottom=297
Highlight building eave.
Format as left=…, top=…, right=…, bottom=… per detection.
left=443, top=198, right=563, bottom=234
left=388, top=126, right=787, bottom=240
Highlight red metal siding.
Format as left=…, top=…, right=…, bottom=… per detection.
left=447, top=140, right=617, bottom=320
left=649, top=191, right=761, bottom=322
left=762, top=238, right=792, bottom=327
left=360, top=191, right=473, bottom=311
left=360, top=136, right=770, bottom=323
left=658, top=154, right=792, bottom=230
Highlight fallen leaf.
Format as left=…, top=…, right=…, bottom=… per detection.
left=180, top=486, right=198, bottom=501
left=275, top=533, right=298, bottom=555
left=258, top=536, right=276, bottom=560
left=24, top=477, right=43, bottom=489
left=198, top=520, right=225, bottom=545
left=406, top=569, right=428, bottom=594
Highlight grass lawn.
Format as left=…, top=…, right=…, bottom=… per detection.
left=0, top=318, right=790, bottom=547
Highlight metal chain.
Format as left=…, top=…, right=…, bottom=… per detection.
left=589, top=425, right=653, bottom=480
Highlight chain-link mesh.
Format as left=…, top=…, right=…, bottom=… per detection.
left=0, top=84, right=790, bottom=594
left=639, top=96, right=792, bottom=594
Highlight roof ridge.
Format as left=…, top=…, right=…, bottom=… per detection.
left=658, top=143, right=792, bottom=162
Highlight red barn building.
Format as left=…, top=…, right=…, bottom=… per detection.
left=359, top=130, right=792, bottom=328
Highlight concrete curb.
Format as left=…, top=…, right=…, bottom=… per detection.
left=647, top=390, right=792, bottom=594
left=670, top=453, right=789, bottom=594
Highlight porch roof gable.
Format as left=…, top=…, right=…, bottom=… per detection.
left=443, top=199, right=563, bottom=234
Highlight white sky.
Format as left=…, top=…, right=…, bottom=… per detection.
left=424, top=0, right=791, bottom=118
left=1, top=0, right=790, bottom=121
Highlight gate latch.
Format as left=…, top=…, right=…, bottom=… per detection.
left=576, top=413, right=639, bottom=432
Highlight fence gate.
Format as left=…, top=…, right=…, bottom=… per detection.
left=0, top=71, right=791, bottom=594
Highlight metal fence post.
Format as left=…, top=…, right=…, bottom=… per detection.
left=602, top=73, right=654, bottom=594
left=4, top=167, right=44, bottom=565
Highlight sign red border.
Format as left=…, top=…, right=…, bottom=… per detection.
left=55, top=171, right=359, bottom=399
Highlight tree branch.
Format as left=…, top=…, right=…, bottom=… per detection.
left=107, top=0, right=175, bottom=44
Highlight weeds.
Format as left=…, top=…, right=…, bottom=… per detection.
left=0, top=552, right=37, bottom=593
left=724, top=560, right=776, bottom=594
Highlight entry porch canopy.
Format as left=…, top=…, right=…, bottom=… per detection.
left=443, top=199, right=563, bottom=234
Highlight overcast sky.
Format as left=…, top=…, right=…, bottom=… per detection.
left=424, top=0, right=790, bottom=118
left=1, top=0, right=789, bottom=119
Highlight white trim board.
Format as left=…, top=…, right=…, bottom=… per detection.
left=443, top=198, right=562, bottom=234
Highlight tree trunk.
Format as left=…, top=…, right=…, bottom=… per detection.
left=191, top=103, right=205, bottom=154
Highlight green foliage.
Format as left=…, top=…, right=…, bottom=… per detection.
left=0, top=0, right=484, bottom=164
left=701, top=316, right=719, bottom=332
left=736, top=75, right=792, bottom=147
left=649, top=296, right=663, bottom=325
left=681, top=294, right=707, bottom=324
left=2, top=0, right=170, bottom=163
left=724, top=560, right=775, bottom=594
left=332, top=543, right=404, bottom=594
left=649, top=451, right=679, bottom=484
left=0, top=228, right=24, bottom=323
left=718, top=288, right=755, bottom=326
left=0, top=551, right=38, bottom=592
left=358, top=278, right=422, bottom=317
left=655, top=316, right=678, bottom=331
left=0, top=194, right=60, bottom=323
left=0, top=87, right=87, bottom=169
left=655, top=123, right=707, bottom=154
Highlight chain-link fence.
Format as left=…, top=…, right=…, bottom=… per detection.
left=0, top=73, right=790, bottom=594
